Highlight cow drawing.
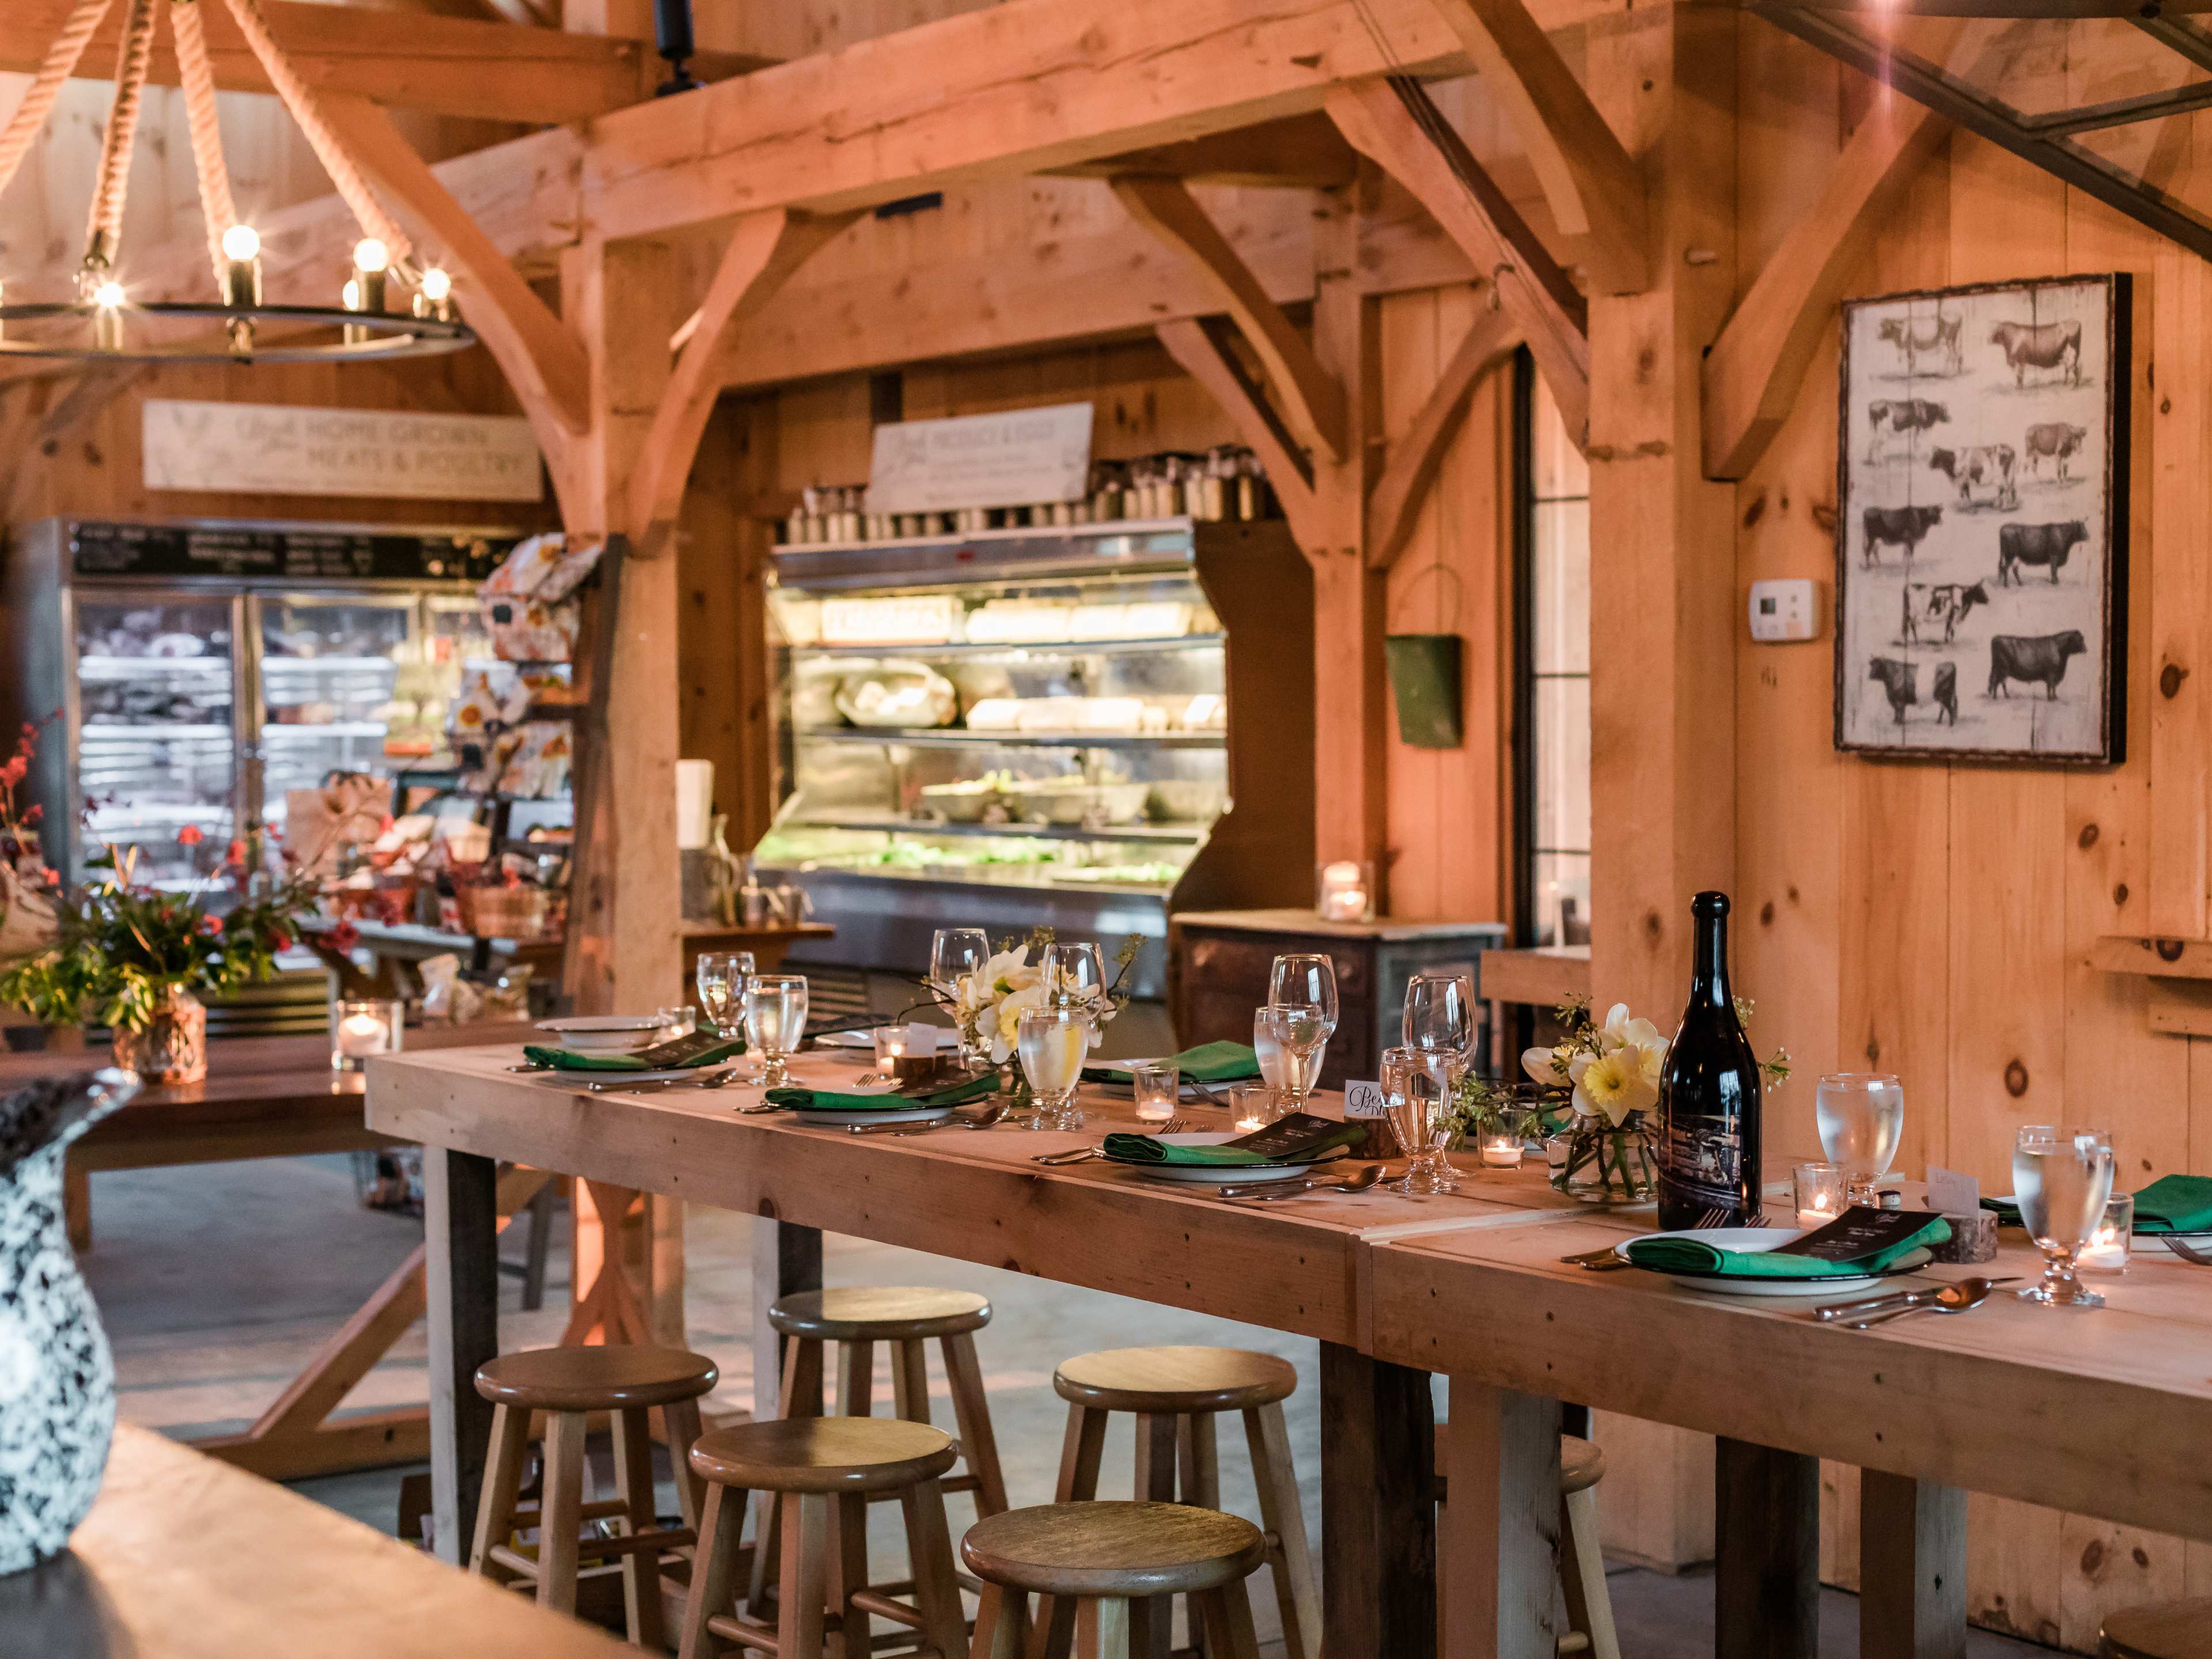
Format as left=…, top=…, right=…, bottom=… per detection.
left=2024, top=421, right=2087, bottom=482
left=1865, top=397, right=1948, bottom=463
left=1927, top=444, right=2019, bottom=511
left=1997, top=520, right=2090, bottom=586
left=1862, top=503, right=1944, bottom=567
left=1902, top=580, right=1988, bottom=646
left=1932, top=662, right=1959, bottom=725
left=1988, top=631, right=2088, bottom=700
left=1878, top=313, right=1964, bottom=377
left=1989, top=318, right=2084, bottom=388
left=1868, top=658, right=1919, bottom=724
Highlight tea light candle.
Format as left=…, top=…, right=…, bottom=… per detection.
left=1317, top=861, right=1372, bottom=923
left=1793, top=1161, right=1846, bottom=1229
left=337, top=1009, right=389, bottom=1056
left=2081, top=1192, right=2134, bottom=1272
left=1229, top=1082, right=1276, bottom=1133
left=1478, top=1132, right=1522, bottom=1169
left=330, top=998, right=403, bottom=1073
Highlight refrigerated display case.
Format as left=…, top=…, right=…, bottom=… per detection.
left=752, top=519, right=1315, bottom=997
left=3, top=517, right=529, bottom=886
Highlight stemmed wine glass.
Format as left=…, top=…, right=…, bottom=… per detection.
left=744, top=974, right=809, bottom=1089
left=1402, top=971, right=1476, bottom=1071
left=1268, top=954, right=1339, bottom=1029
left=1254, top=1005, right=1330, bottom=1113
left=930, top=928, right=990, bottom=1066
left=1816, top=1074, right=1906, bottom=1206
left=1041, top=940, right=1108, bottom=1009
left=695, top=951, right=755, bottom=1039
left=2014, top=1125, right=2116, bottom=1308
left=1382, top=1044, right=1460, bottom=1195
left=1017, top=1004, right=1091, bottom=1131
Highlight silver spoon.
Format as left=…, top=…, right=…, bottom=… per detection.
left=1840, top=1277, right=2013, bottom=1329
left=893, top=1103, right=1010, bottom=1135
left=1222, top=1165, right=1385, bottom=1202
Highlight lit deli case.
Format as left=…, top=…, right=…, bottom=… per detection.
left=3, top=518, right=517, bottom=885
left=753, top=520, right=1315, bottom=996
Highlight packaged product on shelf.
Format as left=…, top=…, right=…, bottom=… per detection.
left=478, top=532, right=605, bottom=662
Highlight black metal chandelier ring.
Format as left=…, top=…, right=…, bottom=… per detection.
left=0, top=301, right=476, bottom=365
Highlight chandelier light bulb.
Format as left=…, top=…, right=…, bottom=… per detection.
left=342, top=277, right=361, bottom=310
left=352, top=238, right=389, bottom=274
left=221, top=223, right=260, bottom=263
left=92, top=280, right=126, bottom=309
left=419, top=267, right=452, bottom=302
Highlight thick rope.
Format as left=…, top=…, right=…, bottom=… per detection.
left=215, top=0, right=412, bottom=264
left=168, top=0, right=237, bottom=294
left=0, top=0, right=115, bottom=208
left=84, top=0, right=158, bottom=272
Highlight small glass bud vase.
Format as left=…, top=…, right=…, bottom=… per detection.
left=331, top=998, right=405, bottom=1073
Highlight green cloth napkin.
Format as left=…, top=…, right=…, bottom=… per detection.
left=1085, top=1041, right=1261, bottom=1086
left=1100, top=1121, right=1366, bottom=1166
left=767, top=1074, right=998, bottom=1113
left=2128, top=1174, right=2212, bottom=1233
left=523, top=1037, right=747, bottom=1073
left=1625, top=1217, right=1952, bottom=1279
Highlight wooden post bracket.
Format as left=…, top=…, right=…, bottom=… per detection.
left=1325, top=75, right=1590, bottom=452
left=1426, top=0, right=1649, bottom=296
left=1366, top=304, right=1521, bottom=570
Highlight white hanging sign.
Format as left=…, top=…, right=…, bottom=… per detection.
left=863, top=402, right=1094, bottom=515
left=142, top=399, right=543, bottom=503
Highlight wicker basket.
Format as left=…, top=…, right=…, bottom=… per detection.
left=454, top=884, right=557, bottom=942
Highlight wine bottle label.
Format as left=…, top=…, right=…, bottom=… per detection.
left=1660, top=1118, right=1745, bottom=1217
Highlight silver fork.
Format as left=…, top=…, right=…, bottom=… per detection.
left=2162, top=1233, right=2212, bottom=1266
left=1032, top=1116, right=1184, bottom=1165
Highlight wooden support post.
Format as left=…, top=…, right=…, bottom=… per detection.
left=425, top=1146, right=501, bottom=1566
left=751, top=1218, right=824, bottom=1423
left=1440, top=1379, right=1561, bottom=1659
left=1858, top=1469, right=1968, bottom=1659
left=1319, top=1342, right=1435, bottom=1657
left=1715, top=1438, right=1819, bottom=1659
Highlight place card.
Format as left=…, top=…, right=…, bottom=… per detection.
left=1927, top=1165, right=1980, bottom=1216
left=1770, top=1205, right=1946, bottom=1263
left=1341, top=1080, right=1391, bottom=1119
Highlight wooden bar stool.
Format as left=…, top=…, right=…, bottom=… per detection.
left=2101, top=1597, right=2212, bottom=1658
left=1434, top=1428, right=1620, bottom=1659
left=469, top=1344, right=717, bottom=1649
left=677, top=1417, right=968, bottom=1659
left=963, top=1501, right=1268, bottom=1659
left=1041, top=1346, right=1319, bottom=1659
left=750, top=1287, right=1010, bottom=1613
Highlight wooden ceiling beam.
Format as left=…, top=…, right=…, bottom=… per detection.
left=1367, top=303, right=1521, bottom=569
left=1049, top=115, right=1361, bottom=190
left=0, top=0, right=771, bottom=124
left=1426, top=0, right=1647, bottom=293
left=1111, top=174, right=1347, bottom=462
left=1156, top=316, right=1320, bottom=545
left=1325, top=74, right=1590, bottom=447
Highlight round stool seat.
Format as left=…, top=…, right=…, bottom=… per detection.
left=1053, top=1346, right=1296, bottom=1415
left=690, top=1416, right=957, bottom=1494
left=963, top=1502, right=1267, bottom=1600
left=1561, top=1435, right=1604, bottom=1497
left=2101, top=1597, right=2212, bottom=1659
left=768, top=1286, right=991, bottom=1342
left=474, top=1344, right=717, bottom=1411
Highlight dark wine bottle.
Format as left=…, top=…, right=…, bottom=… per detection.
left=1657, top=891, right=1763, bottom=1229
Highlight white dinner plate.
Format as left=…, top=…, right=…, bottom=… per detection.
left=812, top=1028, right=955, bottom=1052
left=535, top=1015, right=665, bottom=1054
left=529, top=1066, right=742, bottom=1086
left=1988, top=1194, right=2207, bottom=1254
left=1614, top=1226, right=1933, bottom=1297
left=793, top=1104, right=956, bottom=1127
left=1113, top=1133, right=1349, bottom=1185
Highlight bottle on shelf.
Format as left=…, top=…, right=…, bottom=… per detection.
left=1656, top=890, right=1764, bottom=1230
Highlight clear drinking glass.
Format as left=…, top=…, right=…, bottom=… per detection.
left=929, top=929, right=991, bottom=1065
left=1383, top=1046, right=1459, bottom=1195
left=1403, top=971, right=1477, bottom=1067
left=743, top=974, right=809, bottom=1089
left=1268, top=953, right=1339, bottom=1032
left=1017, top=1005, right=1091, bottom=1131
left=2013, top=1125, right=2117, bottom=1308
left=1255, top=1005, right=1330, bottom=1111
left=1229, top=1081, right=1280, bottom=1132
left=1132, top=1060, right=1180, bottom=1123
left=695, top=950, right=755, bottom=1039
left=1041, top=940, right=1108, bottom=1009
left=1253, top=1007, right=1287, bottom=1089
left=1815, top=1073, right=1906, bottom=1205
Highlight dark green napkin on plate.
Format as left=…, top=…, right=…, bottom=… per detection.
left=1085, top=1041, right=1261, bottom=1086
left=1101, top=1119, right=1365, bottom=1167
left=523, top=1036, right=747, bottom=1073
left=767, top=1074, right=998, bottom=1113
left=2129, top=1174, right=2212, bottom=1233
left=1626, top=1216, right=1951, bottom=1279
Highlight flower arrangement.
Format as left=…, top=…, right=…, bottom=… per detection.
left=946, top=927, right=1142, bottom=1067
left=1452, top=995, right=1789, bottom=1203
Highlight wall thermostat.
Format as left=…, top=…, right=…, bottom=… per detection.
left=1748, top=578, right=1821, bottom=642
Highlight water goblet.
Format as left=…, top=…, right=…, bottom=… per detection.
left=1815, top=1073, right=1906, bottom=1205
left=1254, top=1003, right=1330, bottom=1112
left=1017, top=1005, right=1091, bottom=1132
left=743, top=973, right=808, bottom=1089
left=2013, top=1125, right=2116, bottom=1307
left=1382, top=1046, right=1460, bottom=1195
left=695, top=950, right=755, bottom=1039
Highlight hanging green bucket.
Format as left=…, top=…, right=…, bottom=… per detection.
left=1384, top=566, right=1465, bottom=749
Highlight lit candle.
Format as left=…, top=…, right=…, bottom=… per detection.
left=351, top=238, right=388, bottom=312
left=1478, top=1133, right=1522, bottom=1169
left=89, top=277, right=126, bottom=351
left=337, top=1009, right=390, bottom=1057
left=1797, top=1197, right=1837, bottom=1229
left=1318, top=861, right=1370, bottom=923
left=1793, top=1161, right=1846, bottom=1230
left=2080, top=1222, right=2131, bottom=1272
left=221, top=223, right=262, bottom=307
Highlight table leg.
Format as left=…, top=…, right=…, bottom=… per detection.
left=1858, top=1469, right=1967, bottom=1659
left=426, top=1147, right=500, bottom=1566
left=1438, top=1379, right=1560, bottom=1659
left=1715, top=1438, right=1818, bottom=1659
left=1319, top=1343, right=1435, bottom=1658
left=751, top=1218, right=823, bottom=1422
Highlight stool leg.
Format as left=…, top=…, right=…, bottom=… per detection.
left=1176, top=1416, right=1221, bottom=1659
left=832, top=1491, right=872, bottom=1659
left=679, top=1482, right=748, bottom=1659
left=1076, top=1598, right=1132, bottom=1659
left=900, top=1476, right=968, bottom=1659
left=751, top=1338, right=825, bottom=1616
left=539, top=1409, right=588, bottom=1615
left=613, top=1406, right=668, bottom=1649
left=840, top=1338, right=875, bottom=1416
left=1194, top=1584, right=1265, bottom=1659
left=779, top=1491, right=833, bottom=1659
left=1130, top=1417, right=1176, bottom=1659
left=469, top=1402, right=531, bottom=1584
left=973, top=1583, right=1029, bottom=1659
left=664, top=1396, right=708, bottom=1533
left=1559, top=1484, right=1622, bottom=1659
left=942, top=1332, right=1009, bottom=1517
left=1241, top=1403, right=1320, bottom=1659
left=892, top=1339, right=931, bottom=1424
left=1033, top=1406, right=1109, bottom=1659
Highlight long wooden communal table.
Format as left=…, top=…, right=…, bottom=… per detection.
left=370, top=1045, right=2212, bottom=1657
left=0, top=1020, right=544, bottom=1480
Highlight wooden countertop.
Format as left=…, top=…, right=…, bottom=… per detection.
left=0, top=1423, right=635, bottom=1658
left=1173, top=907, right=1506, bottom=941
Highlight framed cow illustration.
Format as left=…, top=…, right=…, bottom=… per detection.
left=1834, top=273, right=2130, bottom=764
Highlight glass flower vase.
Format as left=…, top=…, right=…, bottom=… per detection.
left=1549, top=1113, right=1658, bottom=1205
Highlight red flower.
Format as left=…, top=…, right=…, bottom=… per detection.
left=0, top=756, right=26, bottom=786
left=224, top=838, right=248, bottom=866
left=199, top=914, right=224, bottom=936
left=39, top=867, right=57, bottom=886
left=21, top=805, right=40, bottom=823
left=268, top=930, right=294, bottom=953
left=177, top=825, right=204, bottom=846
left=327, top=920, right=361, bottom=953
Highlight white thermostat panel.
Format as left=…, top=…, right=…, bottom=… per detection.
left=1748, top=578, right=1821, bottom=642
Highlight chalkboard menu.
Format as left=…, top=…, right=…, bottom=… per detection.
left=69, top=521, right=514, bottom=584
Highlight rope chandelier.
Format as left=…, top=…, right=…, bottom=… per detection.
left=0, top=0, right=473, bottom=363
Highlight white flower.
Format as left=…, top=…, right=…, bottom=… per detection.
left=1521, top=1043, right=1572, bottom=1085
left=1595, top=1003, right=1664, bottom=1056
left=1567, top=1046, right=1659, bottom=1126
left=987, top=981, right=1048, bottom=1064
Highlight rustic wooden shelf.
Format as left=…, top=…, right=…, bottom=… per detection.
left=2090, top=935, right=2212, bottom=979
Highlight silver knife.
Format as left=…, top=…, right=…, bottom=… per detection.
left=1814, top=1285, right=1938, bottom=1323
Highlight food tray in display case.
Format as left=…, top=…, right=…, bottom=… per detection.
left=751, top=519, right=1314, bottom=997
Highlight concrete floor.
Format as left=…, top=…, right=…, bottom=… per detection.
left=81, top=1154, right=2050, bottom=1657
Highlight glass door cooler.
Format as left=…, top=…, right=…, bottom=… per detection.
left=753, top=518, right=1315, bottom=997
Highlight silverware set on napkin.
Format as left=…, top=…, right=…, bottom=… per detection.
left=1031, top=1120, right=1187, bottom=1165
